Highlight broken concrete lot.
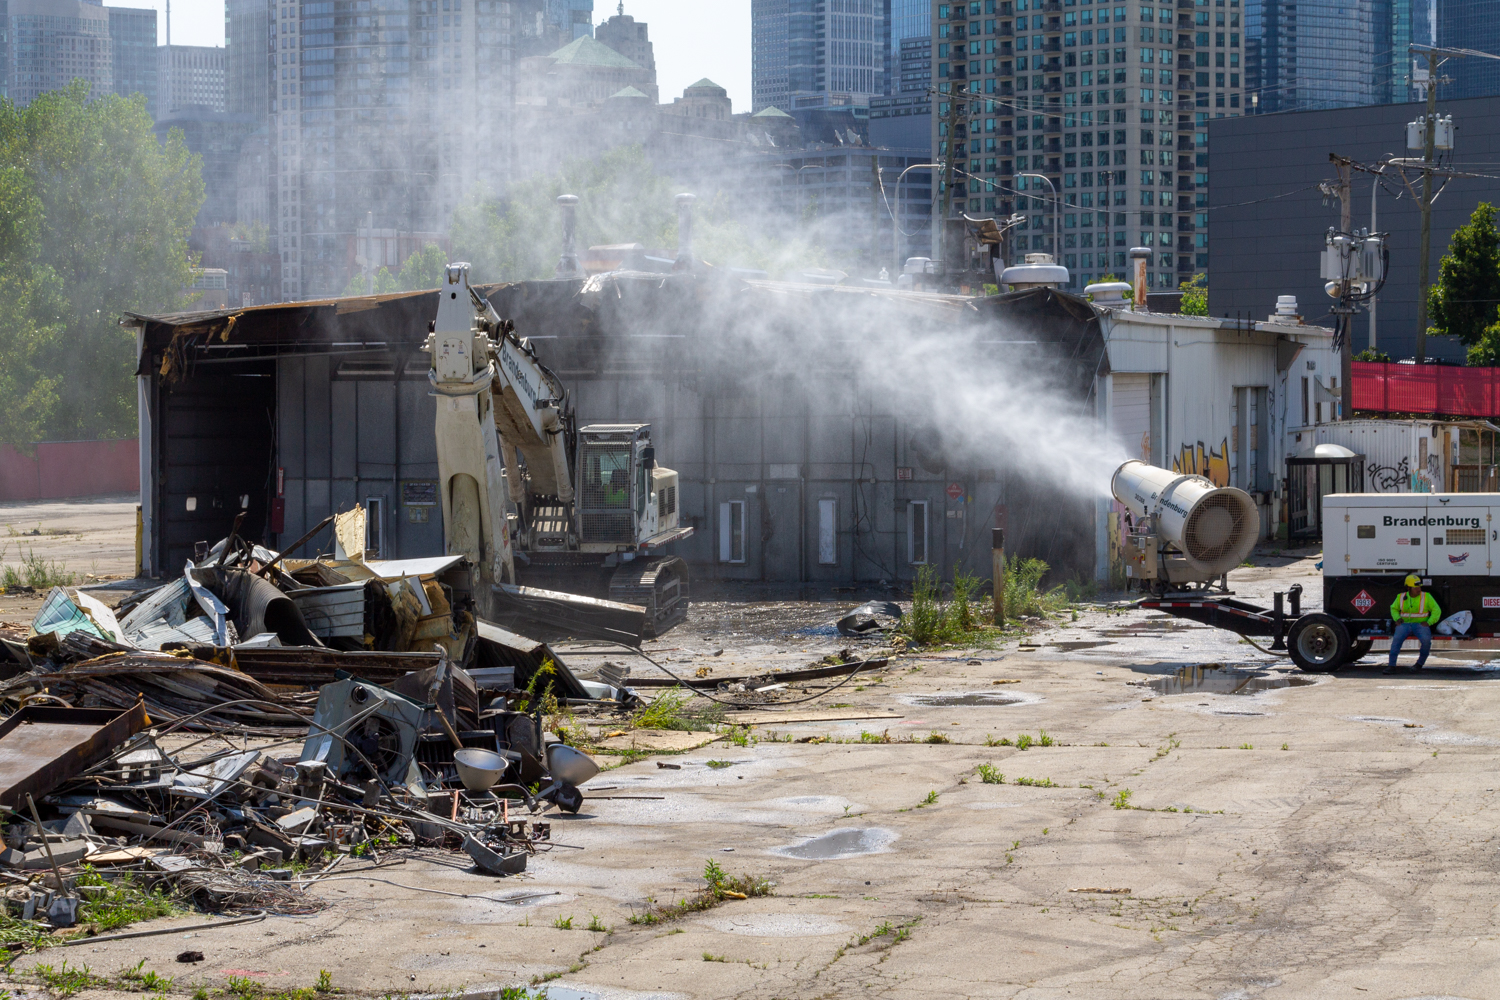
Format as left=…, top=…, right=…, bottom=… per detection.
left=4, top=555, right=1498, bottom=1000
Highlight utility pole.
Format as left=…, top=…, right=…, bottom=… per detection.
left=1336, top=156, right=1352, bottom=419
left=939, top=84, right=969, bottom=279
left=1414, top=47, right=1443, bottom=364
left=1406, top=44, right=1500, bottom=360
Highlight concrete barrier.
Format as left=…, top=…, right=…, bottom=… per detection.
left=0, top=440, right=140, bottom=502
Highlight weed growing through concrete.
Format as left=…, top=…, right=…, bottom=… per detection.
left=73, top=866, right=176, bottom=932
left=705, top=759, right=734, bottom=768
left=725, top=725, right=757, bottom=747
left=553, top=915, right=574, bottom=930
left=703, top=953, right=728, bottom=962
left=1281, top=743, right=1290, bottom=750
left=1239, top=744, right=1253, bottom=750
left=1016, top=733, right=1034, bottom=750
left=315, top=971, right=333, bottom=993
left=902, top=566, right=998, bottom=645
left=977, top=763, right=1004, bottom=784
left=634, top=686, right=693, bottom=729
left=629, top=860, right=773, bottom=925
left=923, top=731, right=951, bottom=744
left=855, top=729, right=890, bottom=744
left=984, top=734, right=1012, bottom=746
left=32, top=961, right=105, bottom=998
left=919, top=790, right=939, bottom=807
left=587, top=914, right=610, bottom=933
left=1015, top=776, right=1057, bottom=787
left=1113, top=788, right=1133, bottom=809
left=118, top=959, right=173, bottom=992
left=0, top=545, right=75, bottom=591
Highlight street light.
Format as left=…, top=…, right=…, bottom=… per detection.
left=891, top=160, right=941, bottom=277
left=1015, top=172, right=1059, bottom=264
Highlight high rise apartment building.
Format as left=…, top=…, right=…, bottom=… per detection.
left=1245, top=1, right=1433, bottom=114
left=107, top=4, right=158, bottom=116
left=160, top=44, right=225, bottom=112
left=933, top=0, right=1242, bottom=291
left=752, top=0, right=889, bottom=113
left=1438, top=0, right=1500, bottom=101
left=1, top=0, right=113, bottom=107
left=891, top=0, right=929, bottom=92
left=226, top=0, right=272, bottom=118
left=258, top=0, right=520, bottom=300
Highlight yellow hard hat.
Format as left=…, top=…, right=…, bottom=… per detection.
left=1404, top=574, right=1422, bottom=587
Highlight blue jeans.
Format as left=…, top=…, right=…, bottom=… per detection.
left=1389, top=622, right=1432, bottom=667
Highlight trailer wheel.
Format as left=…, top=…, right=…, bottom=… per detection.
left=1344, top=639, right=1374, bottom=665
left=1288, top=614, right=1350, bottom=672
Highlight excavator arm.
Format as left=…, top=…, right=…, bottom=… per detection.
left=468, top=286, right=574, bottom=505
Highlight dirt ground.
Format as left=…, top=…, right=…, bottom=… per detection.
left=5, top=499, right=1500, bottom=1000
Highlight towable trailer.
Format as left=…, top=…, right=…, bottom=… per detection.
left=1113, top=461, right=1500, bottom=671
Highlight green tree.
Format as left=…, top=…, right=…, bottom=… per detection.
left=341, top=266, right=401, bottom=297
left=0, top=164, right=67, bottom=448
left=1428, top=202, right=1500, bottom=346
left=1467, top=322, right=1500, bottom=366
left=0, top=82, right=204, bottom=441
left=1178, top=273, right=1207, bottom=315
left=397, top=242, right=449, bottom=290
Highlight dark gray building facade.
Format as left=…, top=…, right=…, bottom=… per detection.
left=1209, top=93, right=1500, bottom=363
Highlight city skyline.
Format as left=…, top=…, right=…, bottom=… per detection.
left=102, top=0, right=754, bottom=111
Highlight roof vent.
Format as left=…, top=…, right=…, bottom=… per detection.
left=1271, top=294, right=1300, bottom=322
left=1085, top=281, right=1133, bottom=305
left=998, top=252, right=1069, bottom=291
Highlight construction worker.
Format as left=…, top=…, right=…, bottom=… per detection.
left=1385, top=574, right=1440, bottom=673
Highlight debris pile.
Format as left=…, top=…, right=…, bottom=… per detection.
left=0, top=519, right=610, bottom=946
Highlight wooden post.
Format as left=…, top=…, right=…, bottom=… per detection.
left=992, top=527, right=1006, bottom=624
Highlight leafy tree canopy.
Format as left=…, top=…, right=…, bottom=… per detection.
left=1429, top=201, right=1500, bottom=346
left=0, top=81, right=204, bottom=444
left=1178, top=273, right=1207, bottom=315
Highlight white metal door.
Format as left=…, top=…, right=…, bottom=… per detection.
left=1111, top=373, right=1151, bottom=462
left=817, top=499, right=837, bottom=565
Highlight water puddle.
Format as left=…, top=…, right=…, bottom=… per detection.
left=905, top=692, right=1027, bottom=707
left=772, top=827, right=898, bottom=860
left=1145, top=665, right=1317, bottom=696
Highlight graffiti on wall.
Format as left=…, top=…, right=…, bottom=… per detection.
left=1367, top=458, right=1410, bottom=493
left=1172, top=438, right=1231, bottom=487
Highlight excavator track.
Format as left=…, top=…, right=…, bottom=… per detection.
left=608, top=556, right=690, bottom=639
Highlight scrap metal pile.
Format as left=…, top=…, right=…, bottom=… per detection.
left=0, top=511, right=613, bottom=942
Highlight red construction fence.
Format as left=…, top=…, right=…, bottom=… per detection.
left=0, top=439, right=140, bottom=502
left=1350, top=361, right=1500, bottom=417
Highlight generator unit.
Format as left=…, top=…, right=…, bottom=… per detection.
left=1131, top=484, right=1500, bottom=672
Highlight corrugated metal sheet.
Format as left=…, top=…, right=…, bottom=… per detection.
left=1311, top=420, right=1437, bottom=493
left=289, top=582, right=368, bottom=639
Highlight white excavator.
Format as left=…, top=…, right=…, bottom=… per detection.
left=423, top=263, right=692, bottom=639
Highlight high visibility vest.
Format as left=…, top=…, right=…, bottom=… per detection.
left=1392, top=591, right=1439, bottom=624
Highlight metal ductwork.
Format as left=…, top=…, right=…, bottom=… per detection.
left=1111, top=460, right=1259, bottom=577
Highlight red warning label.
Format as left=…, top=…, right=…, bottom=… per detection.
left=1351, top=590, right=1376, bottom=615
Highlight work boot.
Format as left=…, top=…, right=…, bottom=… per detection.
left=1381, top=663, right=1406, bottom=675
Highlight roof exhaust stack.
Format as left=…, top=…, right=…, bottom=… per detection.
left=554, top=194, right=583, bottom=280
left=1129, top=246, right=1151, bottom=309
left=673, top=193, right=696, bottom=272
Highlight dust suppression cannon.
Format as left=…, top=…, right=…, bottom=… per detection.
left=1111, top=460, right=1260, bottom=589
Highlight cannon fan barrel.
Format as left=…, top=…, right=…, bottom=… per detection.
left=1111, top=460, right=1259, bottom=577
